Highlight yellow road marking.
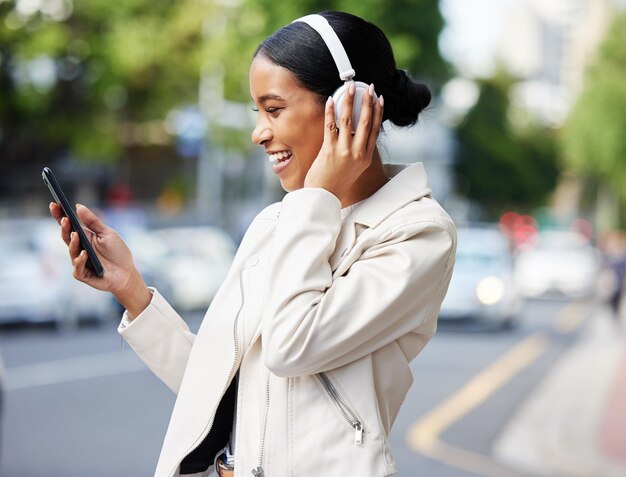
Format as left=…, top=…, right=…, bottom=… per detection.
left=555, top=299, right=590, bottom=334
left=406, top=332, right=549, bottom=476
left=419, top=440, right=527, bottom=477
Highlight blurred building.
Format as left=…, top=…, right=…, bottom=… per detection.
left=498, top=0, right=614, bottom=126
left=384, top=106, right=455, bottom=204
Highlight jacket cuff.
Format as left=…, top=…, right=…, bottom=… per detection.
left=117, top=288, right=191, bottom=352
left=118, top=287, right=153, bottom=329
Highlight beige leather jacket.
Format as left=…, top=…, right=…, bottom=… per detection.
left=119, top=163, right=456, bottom=477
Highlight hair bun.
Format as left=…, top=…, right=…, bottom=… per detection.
left=384, top=69, right=431, bottom=127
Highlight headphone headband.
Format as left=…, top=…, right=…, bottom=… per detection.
left=292, top=14, right=355, bottom=82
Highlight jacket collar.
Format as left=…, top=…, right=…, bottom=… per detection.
left=262, top=162, right=431, bottom=226
left=351, top=162, right=431, bottom=228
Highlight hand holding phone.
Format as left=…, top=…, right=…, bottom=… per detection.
left=43, top=167, right=105, bottom=277
left=45, top=167, right=153, bottom=317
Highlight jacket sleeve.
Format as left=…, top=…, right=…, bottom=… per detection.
left=118, top=288, right=195, bottom=394
left=261, top=188, right=456, bottom=377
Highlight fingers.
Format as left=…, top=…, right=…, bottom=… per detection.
left=365, top=95, right=384, bottom=154
left=49, top=202, right=64, bottom=225
left=68, top=230, right=82, bottom=260
left=60, top=217, right=71, bottom=245
left=50, top=203, right=101, bottom=284
left=352, top=83, right=376, bottom=152
left=319, top=82, right=382, bottom=174
left=69, top=232, right=91, bottom=280
left=323, top=96, right=339, bottom=145
left=72, top=249, right=90, bottom=281
left=76, top=204, right=108, bottom=235
left=338, top=82, right=356, bottom=145
left=49, top=202, right=72, bottom=245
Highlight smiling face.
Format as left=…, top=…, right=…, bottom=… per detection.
left=250, top=55, right=326, bottom=192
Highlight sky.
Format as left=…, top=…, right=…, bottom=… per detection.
left=439, top=0, right=522, bottom=77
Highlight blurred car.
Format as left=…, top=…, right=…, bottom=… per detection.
left=439, top=225, right=523, bottom=327
left=0, top=218, right=118, bottom=329
left=129, top=226, right=236, bottom=311
left=0, top=219, right=70, bottom=326
left=514, top=229, right=600, bottom=299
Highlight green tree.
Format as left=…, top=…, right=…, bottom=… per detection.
left=0, top=0, right=221, bottom=162
left=454, top=73, right=559, bottom=219
left=0, top=0, right=447, bottom=198
left=238, top=0, right=448, bottom=87
left=561, top=11, right=626, bottom=224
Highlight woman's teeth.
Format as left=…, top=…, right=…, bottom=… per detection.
left=268, top=151, right=292, bottom=164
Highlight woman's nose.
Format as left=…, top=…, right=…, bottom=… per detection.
left=251, top=122, right=272, bottom=146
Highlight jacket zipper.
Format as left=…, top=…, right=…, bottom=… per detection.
left=316, top=372, right=365, bottom=445
left=251, top=371, right=271, bottom=476
left=169, top=268, right=245, bottom=477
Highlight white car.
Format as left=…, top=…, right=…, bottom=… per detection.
left=129, top=226, right=236, bottom=311
left=0, top=218, right=117, bottom=328
left=440, top=225, right=523, bottom=327
left=514, top=229, right=600, bottom=298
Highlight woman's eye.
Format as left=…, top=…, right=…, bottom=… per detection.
left=251, top=106, right=281, bottom=115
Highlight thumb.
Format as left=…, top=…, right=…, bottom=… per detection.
left=76, top=204, right=108, bottom=235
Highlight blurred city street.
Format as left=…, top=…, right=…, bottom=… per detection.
left=2, top=296, right=625, bottom=476
left=2, top=0, right=626, bottom=476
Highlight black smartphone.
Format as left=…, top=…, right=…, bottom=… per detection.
left=42, top=167, right=105, bottom=277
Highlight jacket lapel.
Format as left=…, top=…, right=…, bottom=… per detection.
left=329, top=162, right=432, bottom=272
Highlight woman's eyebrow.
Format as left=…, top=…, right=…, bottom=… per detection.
left=256, top=93, right=286, bottom=103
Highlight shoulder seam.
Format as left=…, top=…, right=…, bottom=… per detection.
left=386, top=217, right=455, bottom=239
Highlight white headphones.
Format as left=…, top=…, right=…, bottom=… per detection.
left=292, top=14, right=377, bottom=129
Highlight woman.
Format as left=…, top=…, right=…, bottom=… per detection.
left=50, top=11, right=456, bottom=477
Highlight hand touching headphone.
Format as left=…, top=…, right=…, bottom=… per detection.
left=293, top=14, right=378, bottom=131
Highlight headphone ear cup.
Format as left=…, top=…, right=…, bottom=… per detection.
left=332, top=81, right=375, bottom=132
